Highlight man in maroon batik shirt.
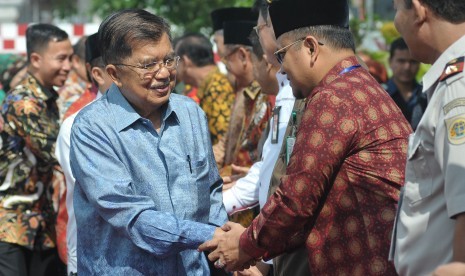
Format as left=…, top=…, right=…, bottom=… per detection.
left=199, top=0, right=410, bottom=275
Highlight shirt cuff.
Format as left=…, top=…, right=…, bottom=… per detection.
left=239, top=226, right=267, bottom=259
left=223, top=189, right=243, bottom=215
left=223, top=188, right=259, bottom=215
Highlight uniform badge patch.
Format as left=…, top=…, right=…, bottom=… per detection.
left=439, top=57, right=464, bottom=82
left=446, top=115, right=465, bottom=145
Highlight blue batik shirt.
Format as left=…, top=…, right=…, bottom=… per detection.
left=70, top=84, right=228, bottom=275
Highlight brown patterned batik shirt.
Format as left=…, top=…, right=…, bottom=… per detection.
left=0, top=74, right=60, bottom=250
left=241, top=56, right=411, bottom=275
left=198, top=68, right=235, bottom=145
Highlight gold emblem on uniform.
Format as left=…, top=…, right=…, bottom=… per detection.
left=446, top=115, right=465, bottom=145
left=439, top=56, right=464, bottom=82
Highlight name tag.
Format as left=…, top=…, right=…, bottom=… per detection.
left=271, top=106, right=281, bottom=144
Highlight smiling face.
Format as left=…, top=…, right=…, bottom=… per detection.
left=111, top=33, right=177, bottom=116
left=32, top=39, right=73, bottom=89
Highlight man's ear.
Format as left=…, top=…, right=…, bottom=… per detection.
left=91, top=67, right=105, bottom=87
left=29, top=52, right=42, bottom=70
left=412, top=0, right=427, bottom=25
left=238, top=47, right=250, bottom=62
left=105, top=64, right=122, bottom=87
left=303, top=36, right=321, bottom=64
left=181, top=55, right=192, bottom=67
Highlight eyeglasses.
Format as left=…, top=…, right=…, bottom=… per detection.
left=114, top=56, right=180, bottom=80
left=220, top=48, right=239, bottom=64
left=274, top=38, right=324, bottom=64
left=253, top=23, right=267, bottom=36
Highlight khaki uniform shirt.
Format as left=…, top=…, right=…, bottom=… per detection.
left=392, top=34, right=465, bottom=275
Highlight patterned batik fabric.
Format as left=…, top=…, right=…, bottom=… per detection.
left=63, top=84, right=98, bottom=120
left=0, top=74, right=61, bottom=250
left=240, top=56, right=411, bottom=276
left=221, top=81, right=272, bottom=228
left=222, top=81, right=272, bottom=172
left=56, top=70, right=90, bottom=121
left=197, top=68, right=235, bottom=145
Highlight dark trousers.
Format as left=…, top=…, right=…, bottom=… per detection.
left=0, top=242, right=66, bottom=276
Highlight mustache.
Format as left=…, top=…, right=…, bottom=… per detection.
left=151, top=79, right=171, bottom=89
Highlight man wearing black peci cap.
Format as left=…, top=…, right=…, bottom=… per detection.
left=210, top=7, right=258, bottom=58
left=210, top=7, right=258, bottom=165
left=219, top=19, right=272, bottom=228
left=199, top=0, right=409, bottom=274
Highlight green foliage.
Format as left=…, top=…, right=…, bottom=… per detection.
left=380, top=22, right=400, bottom=45
left=90, top=0, right=255, bottom=34
left=51, top=0, right=77, bottom=19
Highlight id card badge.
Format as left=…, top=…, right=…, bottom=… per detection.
left=271, top=106, right=281, bottom=144
left=286, top=136, right=296, bottom=165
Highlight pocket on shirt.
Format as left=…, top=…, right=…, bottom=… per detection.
left=404, top=134, right=433, bottom=205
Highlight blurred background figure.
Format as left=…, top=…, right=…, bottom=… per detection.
left=56, top=36, right=92, bottom=121
left=0, top=54, right=27, bottom=104
left=357, top=51, right=389, bottom=84
left=175, top=33, right=235, bottom=145
left=385, top=37, right=424, bottom=129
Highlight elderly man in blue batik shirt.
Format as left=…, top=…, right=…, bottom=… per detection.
left=69, top=9, right=228, bottom=275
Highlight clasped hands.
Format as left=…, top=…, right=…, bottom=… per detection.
left=198, top=221, right=259, bottom=272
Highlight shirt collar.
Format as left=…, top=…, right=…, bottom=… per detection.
left=423, top=34, right=465, bottom=92
left=309, top=56, right=360, bottom=99
left=107, top=83, right=179, bottom=132
left=243, top=80, right=261, bottom=100
left=276, top=71, right=289, bottom=89
left=25, top=73, right=59, bottom=101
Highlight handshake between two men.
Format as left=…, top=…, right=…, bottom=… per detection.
left=198, top=222, right=263, bottom=273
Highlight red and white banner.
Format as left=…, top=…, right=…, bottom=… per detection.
left=0, top=23, right=100, bottom=54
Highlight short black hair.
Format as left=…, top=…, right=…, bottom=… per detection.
left=98, top=9, right=171, bottom=65
left=248, top=30, right=264, bottom=61
left=286, top=25, right=355, bottom=52
left=25, top=23, right=69, bottom=62
left=403, top=0, right=465, bottom=23
left=174, top=33, right=215, bottom=67
left=389, top=37, right=409, bottom=60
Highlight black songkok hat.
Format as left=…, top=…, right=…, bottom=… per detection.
left=210, top=7, right=258, bottom=32
left=85, top=33, right=101, bottom=64
left=269, top=0, right=349, bottom=39
left=223, top=21, right=256, bottom=46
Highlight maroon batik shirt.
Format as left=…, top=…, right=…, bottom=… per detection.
left=240, top=56, right=411, bottom=275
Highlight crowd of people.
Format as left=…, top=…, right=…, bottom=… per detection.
left=0, top=0, right=464, bottom=275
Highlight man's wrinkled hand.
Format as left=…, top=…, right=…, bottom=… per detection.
left=205, top=221, right=255, bottom=271
left=198, top=227, right=227, bottom=253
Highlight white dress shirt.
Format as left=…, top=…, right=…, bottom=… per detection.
left=223, top=73, right=295, bottom=213
left=55, top=92, right=102, bottom=274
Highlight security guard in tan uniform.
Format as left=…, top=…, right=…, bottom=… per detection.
left=390, top=0, right=465, bottom=275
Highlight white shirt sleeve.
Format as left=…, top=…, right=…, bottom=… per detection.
left=55, top=114, right=78, bottom=274
left=222, top=160, right=262, bottom=215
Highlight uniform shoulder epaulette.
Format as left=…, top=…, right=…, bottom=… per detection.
left=439, top=56, right=464, bottom=82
